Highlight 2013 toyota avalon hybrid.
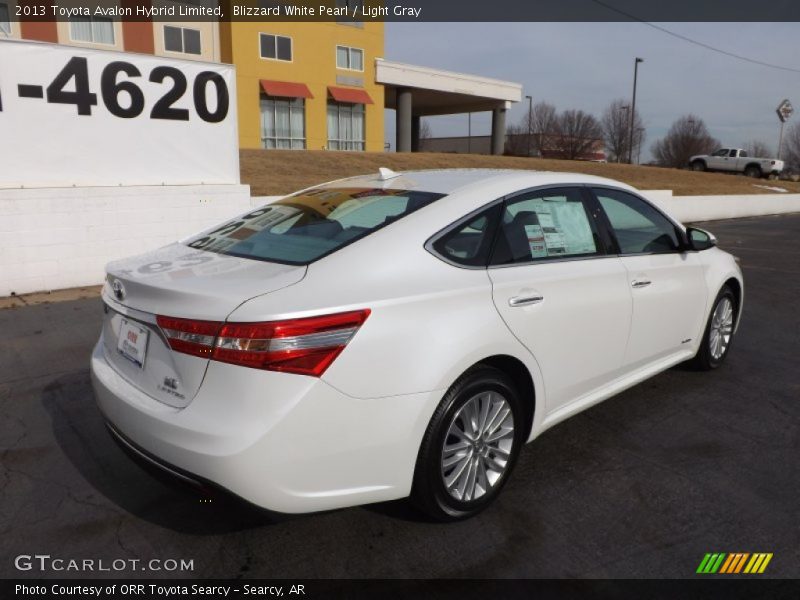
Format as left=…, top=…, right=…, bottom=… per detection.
left=91, top=169, right=743, bottom=520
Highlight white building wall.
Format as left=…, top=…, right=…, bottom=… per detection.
left=0, top=185, right=252, bottom=296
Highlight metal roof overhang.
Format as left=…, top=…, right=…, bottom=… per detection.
left=376, top=59, right=522, bottom=116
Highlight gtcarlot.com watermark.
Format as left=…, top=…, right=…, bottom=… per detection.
left=14, top=554, right=194, bottom=573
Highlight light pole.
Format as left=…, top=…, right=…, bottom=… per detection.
left=467, top=112, right=472, bottom=154
left=525, top=95, right=533, bottom=157
left=619, top=105, right=629, bottom=163
left=628, top=57, right=643, bottom=164
left=636, top=126, right=645, bottom=164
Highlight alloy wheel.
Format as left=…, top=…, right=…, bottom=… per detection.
left=709, top=297, right=734, bottom=360
left=441, top=391, right=515, bottom=502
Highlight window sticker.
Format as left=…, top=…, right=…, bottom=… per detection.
left=524, top=224, right=548, bottom=258
left=516, top=198, right=596, bottom=257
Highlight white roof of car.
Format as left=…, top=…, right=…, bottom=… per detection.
left=326, top=168, right=635, bottom=195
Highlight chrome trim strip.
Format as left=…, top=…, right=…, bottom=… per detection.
left=105, top=422, right=202, bottom=488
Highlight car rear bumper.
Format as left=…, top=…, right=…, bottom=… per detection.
left=90, top=340, right=442, bottom=513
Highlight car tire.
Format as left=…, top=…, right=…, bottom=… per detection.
left=691, top=160, right=706, bottom=172
left=411, top=366, right=525, bottom=521
left=744, top=165, right=761, bottom=178
left=688, top=285, right=737, bottom=371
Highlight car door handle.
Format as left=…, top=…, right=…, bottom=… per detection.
left=509, top=294, right=544, bottom=307
left=631, top=279, right=652, bottom=289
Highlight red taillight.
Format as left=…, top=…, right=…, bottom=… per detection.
left=214, top=309, right=370, bottom=376
left=156, top=315, right=222, bottom=358
left=156, top=309, right=370, bottom=377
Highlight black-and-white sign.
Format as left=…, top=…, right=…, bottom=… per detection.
left=0, top=39, right=239, bottom=188
left=777, top=99, right=794, bottom=123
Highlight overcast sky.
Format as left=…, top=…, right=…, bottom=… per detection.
left=383, top=22, right=800, bottom=160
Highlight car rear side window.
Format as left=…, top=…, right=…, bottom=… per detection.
left=185, top=187, right=445, bottom=265
left=490, top=188, right=602, bottom=265
left=430, top=204, right=503, bottom=267
left=593, top=188, right=680, bottom=254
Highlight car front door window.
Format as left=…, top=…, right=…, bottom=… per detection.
left=594, top=189, right=680, bottom=255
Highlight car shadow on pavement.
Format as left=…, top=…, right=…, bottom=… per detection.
left=40, top=370, right=298, bottom=534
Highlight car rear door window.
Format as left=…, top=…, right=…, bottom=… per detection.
left=490, top=188, right=603, bottom=265
left=593, top=188, right=681, bottom=254
left=186, top=187, right=444, bottom=265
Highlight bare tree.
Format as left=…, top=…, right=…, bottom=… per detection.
left=601, top=99, right=644, bottom=163
left=528, top=101, right=558, bottom=156
left=419, top=119, right=433, bottom=141
left=552, top=109, right=603, bottom=160
left=742, top=140, right=773, bottom=158
left=650, top=115, right=719, bottom=168
left=783, top=121, right=800, bottom=172
left=504, top=123, right=529, bottom=156
left=505, top=101, right=559, bottom=157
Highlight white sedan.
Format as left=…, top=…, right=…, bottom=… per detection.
left=90, top=169, right=743, bottom=520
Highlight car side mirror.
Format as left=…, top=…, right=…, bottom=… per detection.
left=687, top=227, right=717, bottom=251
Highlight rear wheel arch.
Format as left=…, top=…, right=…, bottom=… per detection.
left=471, top=355, right=536, bottom=441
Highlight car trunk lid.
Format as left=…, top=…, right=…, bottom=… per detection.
left=100, top=243, right=306, bottom=408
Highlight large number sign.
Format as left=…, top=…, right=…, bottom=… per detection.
left=0, top=39, right=239, bottom=188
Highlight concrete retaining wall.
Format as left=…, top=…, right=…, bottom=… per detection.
left=2, top=188, right=799, bottom=297
left=641, top=190, right=800, bottom=223
left=254, top=192, right=800, bottom=224
left=0, top=185, right=251, bottom=296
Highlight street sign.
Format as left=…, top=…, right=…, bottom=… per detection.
left=776, top=99, right=794, bottom=123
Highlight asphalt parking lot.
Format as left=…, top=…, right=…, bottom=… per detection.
left=1, top=213, right=798, bottom=580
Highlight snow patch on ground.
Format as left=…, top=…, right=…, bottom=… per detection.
left=752, top=185, right=788, bottom=193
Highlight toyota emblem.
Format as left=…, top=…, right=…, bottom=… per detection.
left=111, top=279, right=125, bottom=301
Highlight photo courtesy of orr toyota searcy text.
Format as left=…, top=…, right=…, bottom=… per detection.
left=14, top=584, right=298, bottom=597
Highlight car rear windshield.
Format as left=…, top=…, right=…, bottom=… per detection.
left=185, top=187, right=446, bottom=265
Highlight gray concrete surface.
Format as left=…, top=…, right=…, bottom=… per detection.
left=1, top=214, right=798, bottom=579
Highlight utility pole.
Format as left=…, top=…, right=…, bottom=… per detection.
left=620, top=105, right=629, bottom=163
left=467, top=113, right=472, bottom=154
left=628, top=57, right=643, bottom=164
left=776, top=99, right=794, bottom=159
left=525, top=95, right=533, bottom=157
left=636, top=127, right=645, bottom=164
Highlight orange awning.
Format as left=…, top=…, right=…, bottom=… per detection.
left=260, top=80, right=314, bottom=99
left=327, top=86, right=374, bottom=105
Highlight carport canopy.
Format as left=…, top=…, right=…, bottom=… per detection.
left=376, top=59, right=522, bottom=153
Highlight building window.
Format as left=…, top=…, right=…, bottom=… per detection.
left=260, top=33, right=292, bottom=61
left=0, top=2, right=11, bottom=35
left=70, top=16, right=115, bottom=44
left=164, top=26, right=201, bottom=55
left=261, top=96, right=306, bottom=149
left=336, top=46, right=363, bottom=71
left=327, top=101, right=365, bottom=151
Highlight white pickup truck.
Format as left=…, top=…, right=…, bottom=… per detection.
left=689, top=148, right=784, bottom=178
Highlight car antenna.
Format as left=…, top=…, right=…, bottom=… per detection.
left=378, top=167, right=402, bottom=181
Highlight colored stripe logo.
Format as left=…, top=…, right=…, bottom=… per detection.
left=696, top=553, right=773, bottom=574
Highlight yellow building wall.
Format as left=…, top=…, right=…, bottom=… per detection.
left=223, top=20, right=384, bottom=152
